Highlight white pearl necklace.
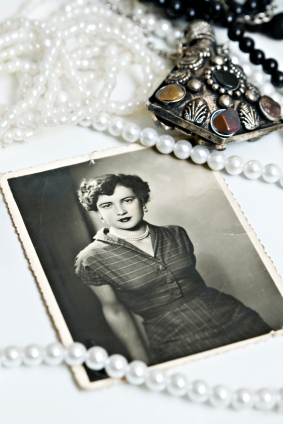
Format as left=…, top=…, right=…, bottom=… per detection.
left=0, top=0, right=171, bottom=146
left=1, top=341, right=283, bottom=412
left=110, top=225, right=149, bottom=241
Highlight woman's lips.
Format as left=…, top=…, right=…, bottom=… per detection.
left=118, top=217, right=131, bottom=222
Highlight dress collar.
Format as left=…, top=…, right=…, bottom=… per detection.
left=93, top=222, right=159, bottom=258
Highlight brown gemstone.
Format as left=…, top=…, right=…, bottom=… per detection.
left=156, top=84, right=185, bottom=103
left=213, top=108, right=241, bottom=135
left=260, top=95, right=281, bottom=120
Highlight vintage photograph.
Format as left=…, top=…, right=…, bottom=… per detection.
left=1, top=144, right=283, bottom=389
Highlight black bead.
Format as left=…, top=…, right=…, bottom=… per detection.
left=228, top=25, right=245, bottom=41
left=245, top=0, right=259, bottom=12
left=165, top=0, right=184, bottom=18
left=271, top=70, right=283, bottom=88
left=267, top=12, right=283, bottom=40
left=249, top=49, right=265, bottom=65
left=154, top=0, right=169, bottom=8
left=186, top=7, right=197, bottom=20
left=262, top=58, right=278, bottom=74
left=239, top=36, right=255, bottom=53
left=209, top=0, right=223, bottom=17
left=231, top=4, right=243, bottom=15
left=222, top=11, right=236, bottom=28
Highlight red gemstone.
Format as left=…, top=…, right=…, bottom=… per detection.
left=213, top=108, right=241, bottom=135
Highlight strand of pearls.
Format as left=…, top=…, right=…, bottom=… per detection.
left=78, top=114, right=283, bottom=187
left=0, top=0, right=171, bottom=146
left=1, top=341, right=283, bottom=412
left=147, top=134, right=283, bottom=186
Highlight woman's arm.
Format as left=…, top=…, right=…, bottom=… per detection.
left=89, top=284, right=150, bottom=364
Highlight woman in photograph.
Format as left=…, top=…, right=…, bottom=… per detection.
left=75, top=173, right=271, bottom=365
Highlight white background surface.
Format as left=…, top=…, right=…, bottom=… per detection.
left=1, top=1, right=283, bottom=423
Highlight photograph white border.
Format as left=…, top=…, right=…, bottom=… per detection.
left=1, top=143, right=283, bottom=390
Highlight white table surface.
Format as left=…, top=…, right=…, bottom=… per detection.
left=1, top=1, right=283, bottom=423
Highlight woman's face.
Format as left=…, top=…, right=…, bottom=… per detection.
left=97, top=185, right=144, bottom=230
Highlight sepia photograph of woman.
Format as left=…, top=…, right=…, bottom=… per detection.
left=75, top=173, right=272, bottom=366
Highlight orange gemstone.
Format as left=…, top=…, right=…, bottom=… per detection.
left=156, top=84, right=185, bottom=102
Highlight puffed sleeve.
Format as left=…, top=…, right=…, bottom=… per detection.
left=178, top=226, right=197, bottom=267
left=75, top=254, right=108, bottom=286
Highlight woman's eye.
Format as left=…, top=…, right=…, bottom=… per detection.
left=123, top=198, right=133, bottom=203
left=102, top=204, right=111, bottom=209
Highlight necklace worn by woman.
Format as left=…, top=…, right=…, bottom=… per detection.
left=110, top=224, right=150, bottom=241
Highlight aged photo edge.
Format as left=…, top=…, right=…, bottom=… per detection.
left=1, top=144, right=283, bottom=390
left=213, top=171, right=283, bottom=297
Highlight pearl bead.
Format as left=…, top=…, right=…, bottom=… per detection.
left=207, top=151, right=226, bottom=170
left=209, top=385, right=232, bottom=408
left=167, top=373, right=188, bottom=396
left=225, top=156, right=245, bottom=175
left=231, top=55, right=239, bottom=65
left=108, top=117, right=125, bottom=136
left=244, top=160, right=263, bottom=179
left=280, top=174, right=283, bottom=188
left=262, top=164, right=281, bottom=183
left=58, top=90, right=69, bottom=104
left=154, top=19, right=172, bottom=39
left=125, top=360, right=147, bottom=385
left=23, top=344, right=44, bottom=366
left=3, top=130, right=13, bottom=144
left=156, top=134, right=175, bottom=154
left=191, top=145, right=210, bottom=164
left=65, top=342, right=87, bottom=366
left=122, top=123, right=141, bottom=142
left=119, top=52, right=132, bottom=67
left=1, top=346, right=23, bottom=367
left=0, top=118, right=10, bottom=131
left=259, top=82, right=275, bottom=96
left=86, top=346, right=108, bottom=371
left=12, top=128, right=24, bottom=141
left=24, top=129, right=34, bottom=141
left=144, top=13, right=156, bottom=32
left=92, top=112, right=110, bottom=131
left=188, top=380, right=210, bottom=403
left=167, top=28, right=183, bottom=46
left=173, top=139, right=192, bottom=159
left=255, top=388, right=277, bottom=411
left=250, top=70, right=267, bottom=85
left=105, top=354, right=128, bottom=379
left=232, top=388, right=255, bottom=410
left=145, top=368, right=167, bottom=392
left=79, top=117, right=92, bottom=127
left=140, top=127, right=159, bottom=147
left=44, top=342, right=65, bottom=365
left=241, top=62, right=253, bottom=77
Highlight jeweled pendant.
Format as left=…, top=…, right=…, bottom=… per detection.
left=146, top=20, right=283, bottom=150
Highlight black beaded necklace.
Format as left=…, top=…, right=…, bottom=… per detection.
left=139, top=0, right=283, bottom=88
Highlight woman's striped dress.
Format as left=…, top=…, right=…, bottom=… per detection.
left=75, top=223, right=271, bottom=364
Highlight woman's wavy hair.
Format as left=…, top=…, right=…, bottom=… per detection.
left=77, top=174, right=150, bottom=212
